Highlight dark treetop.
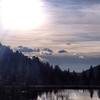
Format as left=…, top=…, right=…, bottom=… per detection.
left=0, top=43, right=100, bottom=87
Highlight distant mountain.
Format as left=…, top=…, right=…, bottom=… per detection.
left=14, top=46, right=34, bottom=52
left=40, top=48, right=53, bottom=55
left=0, top=44, right=64, bottom=85
left=14, top=46, right=100, bottom=72
left=0, top=43, right=100, bottom=86
left=14, top=46, right=53, bottom=56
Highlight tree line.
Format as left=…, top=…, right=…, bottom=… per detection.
left=0, top=43, right=100, bottom=86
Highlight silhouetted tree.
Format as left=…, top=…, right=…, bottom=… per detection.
left=0, top=43, right=100, bottom=86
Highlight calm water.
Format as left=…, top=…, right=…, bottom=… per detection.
left=37, top=90, right=100, bottom=100
left=0, top=89, right=100, bottom=100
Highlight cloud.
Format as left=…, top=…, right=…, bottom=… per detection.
left=58, top=49, right=68, bottom=54
left=14, top=46, right=54, bottom=56
left=1, top=0, right=100, bottom=54
left=79, top=55, right=85, bottom=59
left=40, top=1, right=100, bottom=48
left=76, top=32, right=100, bottom=42
left=71, top=52, right=85, bottom=59
left=66, top=42, right=71, bottom=45
left=40, top=48, right=53, bottom=55
left=32, top=48, right=40, bottom=52
left=14, top=46, right=34, bottom=53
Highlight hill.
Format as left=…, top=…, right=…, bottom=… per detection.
left=0, top=43, right=100, bottom=86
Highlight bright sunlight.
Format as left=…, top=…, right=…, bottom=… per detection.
left=0, top=0, right=46, bottom=31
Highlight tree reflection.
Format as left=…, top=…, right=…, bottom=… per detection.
left=97, top=89, right=100, bottom=98
left=88, top=89, right=94, bottom=98
left=0, top=88, right=100, bottom=100
left=88, top=89, right=100, bottom=99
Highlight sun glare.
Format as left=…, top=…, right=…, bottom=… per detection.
left=0, top=0, right=46, bottom=31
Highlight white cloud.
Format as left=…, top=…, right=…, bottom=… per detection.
left=0, top=0, right=100, bottom=55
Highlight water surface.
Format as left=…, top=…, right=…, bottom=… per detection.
left=37, top=89, right=100, bottom=100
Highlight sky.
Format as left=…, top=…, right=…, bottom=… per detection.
left=0, top=0, right=100, bottom=71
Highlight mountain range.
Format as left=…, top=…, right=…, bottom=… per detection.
left=0, top=43, right=100, bottom=86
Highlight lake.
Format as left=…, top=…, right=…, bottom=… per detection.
left=37, top=89, right=100, bottom=100
left=0, top=88, right=100, bottom=100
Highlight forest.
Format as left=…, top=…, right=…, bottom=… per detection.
left=0, top=43, right=100, bottom=86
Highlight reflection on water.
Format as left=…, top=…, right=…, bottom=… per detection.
left=0, top=88, right=100, bottom=100
left=37, top=90, right=100, bottom=100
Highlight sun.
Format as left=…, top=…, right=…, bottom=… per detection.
left=0, top=0, right=46, bottom=31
